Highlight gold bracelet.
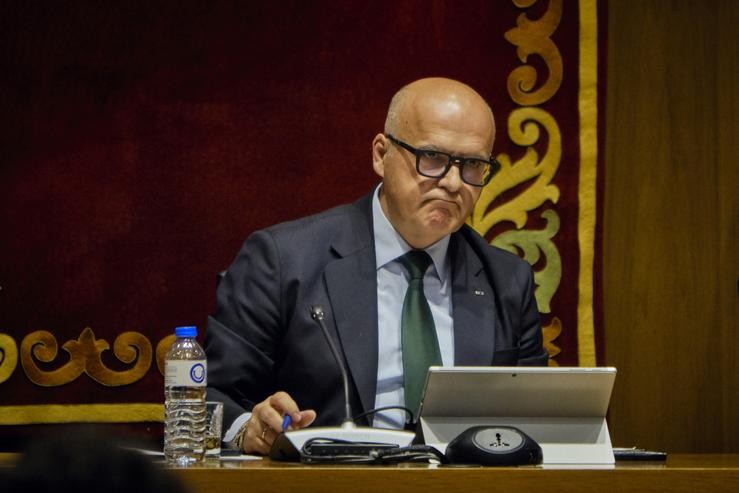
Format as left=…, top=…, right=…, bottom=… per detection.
left=235, top=419, right=251, bottom=452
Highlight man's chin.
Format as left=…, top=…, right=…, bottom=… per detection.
left=425, top=213, right=461, bottom=237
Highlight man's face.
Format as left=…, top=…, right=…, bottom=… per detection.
left=373, top=91, right=494, bottom=249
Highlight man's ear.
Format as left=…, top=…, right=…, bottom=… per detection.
left=371, top=133, right=388, bottom=178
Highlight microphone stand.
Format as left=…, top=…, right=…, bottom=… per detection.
left=269, top=305, right=416, bottom=461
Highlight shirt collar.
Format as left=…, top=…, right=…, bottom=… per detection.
left=371, top=184, right=450, bottom=283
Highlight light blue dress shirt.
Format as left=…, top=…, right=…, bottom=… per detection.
left=372, top=185, right=454, bottom=428
left=225, top=185, right=455, bottom=441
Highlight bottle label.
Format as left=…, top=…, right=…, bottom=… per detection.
left=165, top=360, right=207, bottom=387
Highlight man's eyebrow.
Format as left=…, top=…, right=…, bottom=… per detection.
left=418, top=146, right=445, bottom=153
left=418, top=144, right=488, bottom=160
left=416, top=142, right=453, bottom=154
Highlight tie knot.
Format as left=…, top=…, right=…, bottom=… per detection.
left=400, top=250, right=432, bottom=280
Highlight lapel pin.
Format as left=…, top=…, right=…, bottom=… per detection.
left=474, top=289, right=485, bottom=296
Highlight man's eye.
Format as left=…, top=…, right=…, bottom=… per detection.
left=421, top=150, right=442, bottom=160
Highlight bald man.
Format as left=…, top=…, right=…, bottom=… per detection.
left=205, top=78, right=549, bottom=454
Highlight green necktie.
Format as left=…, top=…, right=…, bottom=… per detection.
left=399, top=250, right=442, bottom=419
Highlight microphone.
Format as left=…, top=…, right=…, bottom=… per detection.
left=269, top=305, right=416, bottom=461
left=309, top=305, right=353, bottom=426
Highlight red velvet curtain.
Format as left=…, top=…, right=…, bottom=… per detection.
left=0, top=0, right=604, bottom=448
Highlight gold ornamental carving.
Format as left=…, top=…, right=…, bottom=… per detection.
left=542, top=316, right=562, bottom=365
left=505, top=0, right=563, bottom=106
left=491, top=209, right=561, bottom=313
left=20, top=327, right=152, bottom=386
left=471, top=0, right=566, bottom=362
left=0, top=333, right=19, bottom=383
left=471, top=106, right=561, bottom=232
left=469, top=107, right=562, bottom=315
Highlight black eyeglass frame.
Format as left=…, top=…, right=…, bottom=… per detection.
left=385, top=134, right=500, bottom=187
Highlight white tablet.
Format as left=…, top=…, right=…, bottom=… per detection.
left=418, top=366, right=618, bottom=465
left=419, top=366, right=617, bottom=419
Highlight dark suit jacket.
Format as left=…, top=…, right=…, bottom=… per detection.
left=205, top=190, right=548, bottom=429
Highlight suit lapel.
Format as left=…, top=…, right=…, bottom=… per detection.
left=320, top=197, right=498, bottom=415
left=450, top=234, right=497, bottom=365
left=324, top=196, right=379, bottom=415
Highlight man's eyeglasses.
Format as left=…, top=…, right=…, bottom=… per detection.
left=385, top=134, right=500, bottom=187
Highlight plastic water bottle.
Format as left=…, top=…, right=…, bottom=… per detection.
left=164, top=325, right=207, bottom=465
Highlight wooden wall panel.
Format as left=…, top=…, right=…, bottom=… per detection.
left=603, top=0, right=738, bottom=452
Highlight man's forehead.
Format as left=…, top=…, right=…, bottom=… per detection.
left=403, top=102, right=494, bottom=150
left=403, top=88, right=491, bottom=125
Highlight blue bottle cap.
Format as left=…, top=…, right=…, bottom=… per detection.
left=174, top=326, right=197, bottom=338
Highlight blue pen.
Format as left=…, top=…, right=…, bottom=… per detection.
left=282, top=414, right=292, bottom=431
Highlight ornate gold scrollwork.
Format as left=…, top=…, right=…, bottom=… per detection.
left=0, top=333, right=19, bottom=384
left=85, top=330, right=152, bottom=385
left=470, top=107, right=561, bottom=233
left=505, top=0, right=563, bottom=106
left=470, top=108, right=561, bottom=308
left=471, top=0, right=568, bottom=362
left=491, top=209, right=561, bottom=313
left=20, top=327, right=152, bottom=387
left=21, top=330, right=85, bottom=386
left=542, top=316, right=562, bottom=365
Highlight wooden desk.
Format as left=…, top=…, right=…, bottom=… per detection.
left=173, top=454, right=739, bottom=493
left=3, top=453, right=739, bottom=492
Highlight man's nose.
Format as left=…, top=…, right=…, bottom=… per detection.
left=437, top=161, right=464, bottom=191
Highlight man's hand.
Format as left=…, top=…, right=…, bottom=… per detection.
left=239, top=391, right=317, bottom=455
